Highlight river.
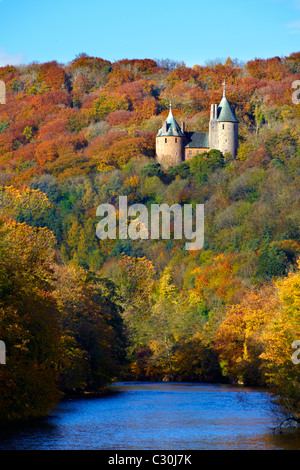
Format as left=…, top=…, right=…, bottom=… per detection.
left=0, top=382, right=299, bottom=450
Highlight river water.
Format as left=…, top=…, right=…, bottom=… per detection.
left=0, top=382, right=299, bottom=450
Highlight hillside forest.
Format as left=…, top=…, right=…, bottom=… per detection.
left=0, top=53, right=299, bottom=425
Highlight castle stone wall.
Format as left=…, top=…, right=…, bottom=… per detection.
left=217, top=121, right=238, bottom=158
left=156, top=136, right=185, bottom=169
left=185, top=148, right=209, bottom=161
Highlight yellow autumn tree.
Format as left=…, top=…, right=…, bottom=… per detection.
left=214, top=284, right=280, bottom=385
left=259, top=261, right=300, bottom=419
left=0, top=185, right=52, bottom=220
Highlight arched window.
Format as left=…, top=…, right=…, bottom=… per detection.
left=165, top=138, right=167, bottom=143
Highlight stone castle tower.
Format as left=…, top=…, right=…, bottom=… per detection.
left=155, top=103, right=186, bottom=168
left=156, top=81, right=239, bottom=169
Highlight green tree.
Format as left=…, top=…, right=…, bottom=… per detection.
left=189, top=149, right=225, bottom=185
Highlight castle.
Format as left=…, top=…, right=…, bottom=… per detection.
left=156, top=82, right=239, bottom=168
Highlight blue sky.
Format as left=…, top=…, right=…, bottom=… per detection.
left=0, top=0, right=299, bottom=67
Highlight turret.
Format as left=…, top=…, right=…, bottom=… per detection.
left=216, top=80, right=239, bottom=158
left=156, top=104, right=186, bottom=169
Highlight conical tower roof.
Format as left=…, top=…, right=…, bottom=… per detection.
left=156, top=104, right=185, bottom=137
left=217, top=81, right=239, bottom=123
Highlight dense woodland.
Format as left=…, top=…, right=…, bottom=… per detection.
left=0, top=52, right=300, bottom=425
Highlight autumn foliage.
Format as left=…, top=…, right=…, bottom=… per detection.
left=0, top=52, right=300, bottom=424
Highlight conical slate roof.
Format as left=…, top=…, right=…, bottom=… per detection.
left=217, top=84, right=238, bottom=123
left=156, top=104, right=185, bottom=137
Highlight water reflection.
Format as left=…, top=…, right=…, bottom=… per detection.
left=0, top=382, right=299, bottom=450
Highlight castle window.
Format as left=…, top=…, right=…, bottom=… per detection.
left=175, top=138, right=177, bottom=143
left=222, top=124, right=225, bottom=130
left=165, top=138, right=167, bottom=143
left=189, top=150, right=192, bottom=156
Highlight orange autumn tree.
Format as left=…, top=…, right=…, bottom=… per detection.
left=246, top=56, right=290, bottom=81
left=105, top=69, right=134, bottom=89
left=85, top=129, right=155, bottom=171
left=112, top=80, right=156, bottom=110
left=38, top=61, right=67, bottom=91
left=106, top=110, right=140, bottom=127
left=112, top=58, right=157, bottom=75
left=193, top=253, right=248, bottom=307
